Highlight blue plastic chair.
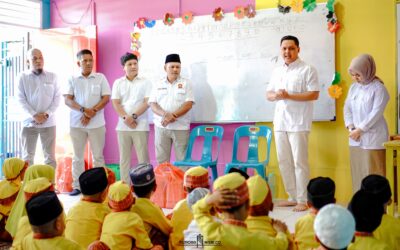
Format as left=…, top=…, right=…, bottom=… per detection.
left=224, top=125, right=272, bottom=179
left=173, top=125, right=224, bottom=182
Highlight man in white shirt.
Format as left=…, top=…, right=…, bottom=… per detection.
left=63, top=49, right=111, bottom=196
left=16, top=48, right=61, bottom=168
left=149, top=54, right=195, bottom=164
left=266, top=36, right=319, bottom=212
left=111, top=52, right=151, bottom=184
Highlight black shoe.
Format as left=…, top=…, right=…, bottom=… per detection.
left=69, top=189, right=81, bottom=196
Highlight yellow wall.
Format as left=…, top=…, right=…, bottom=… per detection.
left=256, top=0, right=397, bottom=204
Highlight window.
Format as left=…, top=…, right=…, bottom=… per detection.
left=0, top=0, right=41, bottom=28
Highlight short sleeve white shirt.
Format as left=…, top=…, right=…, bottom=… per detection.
left=267, top=59, right=319, bottom=132
left=148, top=76, right=195, bottom=130
left=111, top=75, right=152, bottom=131
left=16, top=70, right=61, bottom=128
left=64, top=72, right=111, bottom=129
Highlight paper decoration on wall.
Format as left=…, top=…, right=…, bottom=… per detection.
left=303, top=0, right=316, bottom=12
left=130, top=32, right=140, bottom=41
left=245, top=4, right=256, bottom=18
left=130, top=32, right=142, bottom=58
left=328, top=20, right=340, bottom=33
left=135, top=17, right=147, bottom=29
left=132, top=50, right=141, bottom=58
left=331, top=72, right=341, bottom=85
left=182, top=11, right=194, bottom=24
left=278, top=4, right=291, bottom=14
left=326, top=0, right=335, bottom=12
left=291, top=0, right=303, bottom=13
left=163, top=13, right=175, bottom=26
left=328, top=85, right=342, bottom=99
left=212, top=7, right=224, bottom=21
left=145, top=20, right=156, bottom=28
left=234, top=6, right=246, bottom=19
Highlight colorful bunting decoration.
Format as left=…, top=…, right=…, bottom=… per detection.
left=326, top=0, right=335, bottom=12
left=212, top=7, right=224, bottom=21
left=163, top=13, right=175, bottom=26
left=331, top=72, right=341, bottom=85
left=135, top=17, right=146, bottom=29
left=303, top=0, right=317, bottom=12
left=291, top=0, right=303, bottom=13
left=328, top=85, right=343, bottom=99
left=234, top=6, right=246, bottom=19
left=182, top=11, right=194, bottom=24
left=145, top=20, right=156, bottom=28
left=328, top=20, right=340, bottom=33
left=245, top=4, right=256, bottom=18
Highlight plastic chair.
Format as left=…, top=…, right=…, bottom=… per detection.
left=173, top=125, right=224, bottom=182
left=224, top=125, right=272, bottom=179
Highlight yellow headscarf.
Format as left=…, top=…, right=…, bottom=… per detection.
left=5, top=164, right=55, bottom=237
left=2, top=157, right=27, bottom=183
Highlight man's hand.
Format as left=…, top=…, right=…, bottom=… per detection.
left=349, top=128, right=362, bottom=141
left=161, top=112, right=176, bottom=127
left=80, top=115, right=91, bottom=126
left=123, top=116, right=137, bottom=129
left=276, top=89, right=289, bottom=100
left=272, top=219, right=288, bottom=233
left=33, top=113, right=48, bottom=124
left=205, top=189, right=239, bottom=209
left=84, top=108, right=97, bottom=118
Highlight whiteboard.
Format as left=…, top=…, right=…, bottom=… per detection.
left=138, top=4, right=335, bottom=122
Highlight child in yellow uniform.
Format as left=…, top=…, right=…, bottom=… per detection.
left=100, top=181, right=153, bottom=250
left=170, top=166, right=210, bottom=250
left=65, top=168, right=110, bottom=248
left=0, top=158, right=28, bottom=241
left=360, top=175, right=400, bottom=250
left=11, top=177, right=55, bottom=250
left=312, top=204, right=355, bottom=250
left=245, top=175, right=293, bottom=249
left=348, top=190, right=390, bottom=250
left=294, top=177, right=335, bottom=250
left=6, top=164, right=55, bottom=238
left=102, top=167, right=116, bottom=206
left=130, top=163, right=172, bottom=249
left=193, top=172, right=289, bottom=250
left=22, top=191, right=84, bottom=250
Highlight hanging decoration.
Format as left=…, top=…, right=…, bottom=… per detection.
left=331, top=72, right=341, bottom=85
left=245, top=4, right=256, bottom=18
left=278, top=4, right=291, bottom=14
left=135, top=17, right=147, bottom=29
left=328, top=85, right=342, bottom=99
left=182, top=11, right=194, bottom=25
left=234, top=6, right=246, bottom=19
left=145, top=20, right=156, bottom=28
left=325, top=0, right=341, bottom=33
left=303, top=0, right=317, bottom=12
left=163, top=13, right=175, bottom=26
left=326, top=0, right=335, bottom=12
left=130, top=32, right=142, bottom=59
left=291, top=0, right=303, bottom=13
left=212, top=7, right=224, bottom=21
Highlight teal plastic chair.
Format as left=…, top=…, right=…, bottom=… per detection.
left=173, top=125, right=224, bottom=182
left=224, top=125, right=272, bottom=179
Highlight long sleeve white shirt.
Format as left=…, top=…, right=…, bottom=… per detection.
left=344, top=79, right=389, bottom=149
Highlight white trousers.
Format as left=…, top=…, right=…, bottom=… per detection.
left=275, top=131, right=310, bottom=203
left=154, top=127, right=189, bottom=164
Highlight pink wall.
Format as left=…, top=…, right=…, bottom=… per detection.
left=51, top=0, right=256, bottom=175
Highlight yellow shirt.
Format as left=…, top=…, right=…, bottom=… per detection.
left=10, top=216, right=31, bottom=250
left=65, top=200, right=110, bottom=248
left=374, top=214, right=400, bottom=250
left=21, top=235, right=84, bottom=250
left=169, top=199, right=193, bottom=250
left=294, top=213, right=318, bottom=250
left=193, top=198, right=288, bottom=250
left=130, top=197, right=172, bottom=235
left=348, top=236, right=390, bottom=250
left=100, top=211, right=153, bottom=250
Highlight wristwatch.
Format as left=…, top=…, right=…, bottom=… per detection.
left=44, top=113, right=49, bottom=119
left=132, top=113, right=138, bottom=119
left=80, top=107, right=85, bottom=113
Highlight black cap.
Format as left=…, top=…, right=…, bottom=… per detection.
left=228, top=168, right=249, bottom=180
left=307, top=177, right=335, bottom=209
left=120, top=52, right=138, bottom=66
left=348, top=190, right=384, bottom=233
left=130, top=163, right=155, bottom=187
left=361, top=174, right=392, bottom=205
left=26, top=191, right=63, bottom=226
left=165, top=54, right=181, bottom=64
left=79, top=168, right=108, bottom=195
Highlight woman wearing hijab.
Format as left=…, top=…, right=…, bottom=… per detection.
left=344, top=54, right=389, bottom=193
left=5, top=164, right=55, bottom=238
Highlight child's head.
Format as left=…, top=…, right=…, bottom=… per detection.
left=26, top=191, right=65, bottom=237
left=79, top=168, right=109, bottom=202
left=108, top=181, right=135, bottom=211
left=314, top=204, right=355, bottom=250
left=361, top=174, right=392, bottom=206
left=348, top=190, right=384, bottom=233
left=228, top=168, right=249, bottom=180
left=23, top=177, right=54, bottom=201
left=187, top=187, right=209, bottom=211
left=130, top=163, right=156, bottom=198
left=307, top=177, right=335, bottom=210
left=247, top=175, right=273, bottom=216
left=213, top=173, right=249, bottom=220
left=2, top=157, right=28, bottom=181
left=184, top=166, right=209, bottom=193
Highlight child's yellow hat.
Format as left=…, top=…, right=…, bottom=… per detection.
left=108, top=181, right=134, bottom=212
left=184, top=166, right=209, bottom=189
left=213, top=173, right=249, bottom=207
left=2, top=158, right=26, bottom=180
left=247, top=175, right=270, bottom=206
left=23, top=177, right=53, bottom=201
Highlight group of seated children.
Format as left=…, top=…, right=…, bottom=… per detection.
left=2, top=156, right=400, bottom=250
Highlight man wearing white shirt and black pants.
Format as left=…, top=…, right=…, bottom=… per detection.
left=267, top=36, right=319, bottom=212
left=16, top=48, right=61, bottom=167
left=112, top=53, right=151, bottom=184
left=64, top=49, right=111, bottom=196
left=149, top=54, right=195, bottom=164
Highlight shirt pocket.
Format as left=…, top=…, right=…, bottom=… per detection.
left=176, top=89, right=186, bottom=101
left=287, top=75, right=304, bottom=93
left=43, top=82, right=54, bottom=97
left=91, top=84, right=101, bottom=96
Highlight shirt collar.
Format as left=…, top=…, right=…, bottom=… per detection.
left=78, top=72, right=96, bottom=79
left=163, top=76, right=181, bottom=85
left=283, top=58, right=301, bottom=68
left=125, top=75, right=141, bottom=82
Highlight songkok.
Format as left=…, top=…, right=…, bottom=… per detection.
left=348, top=190, right=384, bottom=233
left=88, top=241, right=110, bottom=250
left=108, top=181, right=135, bottom=212
left=104, top=167, right=116, bottom=185
left=26, top=191, right=63, bottom=226
left=228, top=168, right=249, bottom=180
left=23, top=177, right=53, bottom=201
left=187, top=188, right=209, bottom=210
left=0, top=181, right=19, bottom=203
left=130, top=163, right=155, bottom=187
left=307, top=177, right=335, bottom=209
left=184, top=167, right=209, bottom=189
left=247, top=175, right=270, bottom=206
left=2, top=158, right=26, bottom=180
left=213, top=173, right=249, bottom=208
left=361, top=174, right=391, bottom=205
left=79, top=168, right=108, bottom=195
left=120, top=52, right=138, bottom=66
left=165, top=54, right=181, bottom=64
left=314, top=204, right=355, bottom=250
